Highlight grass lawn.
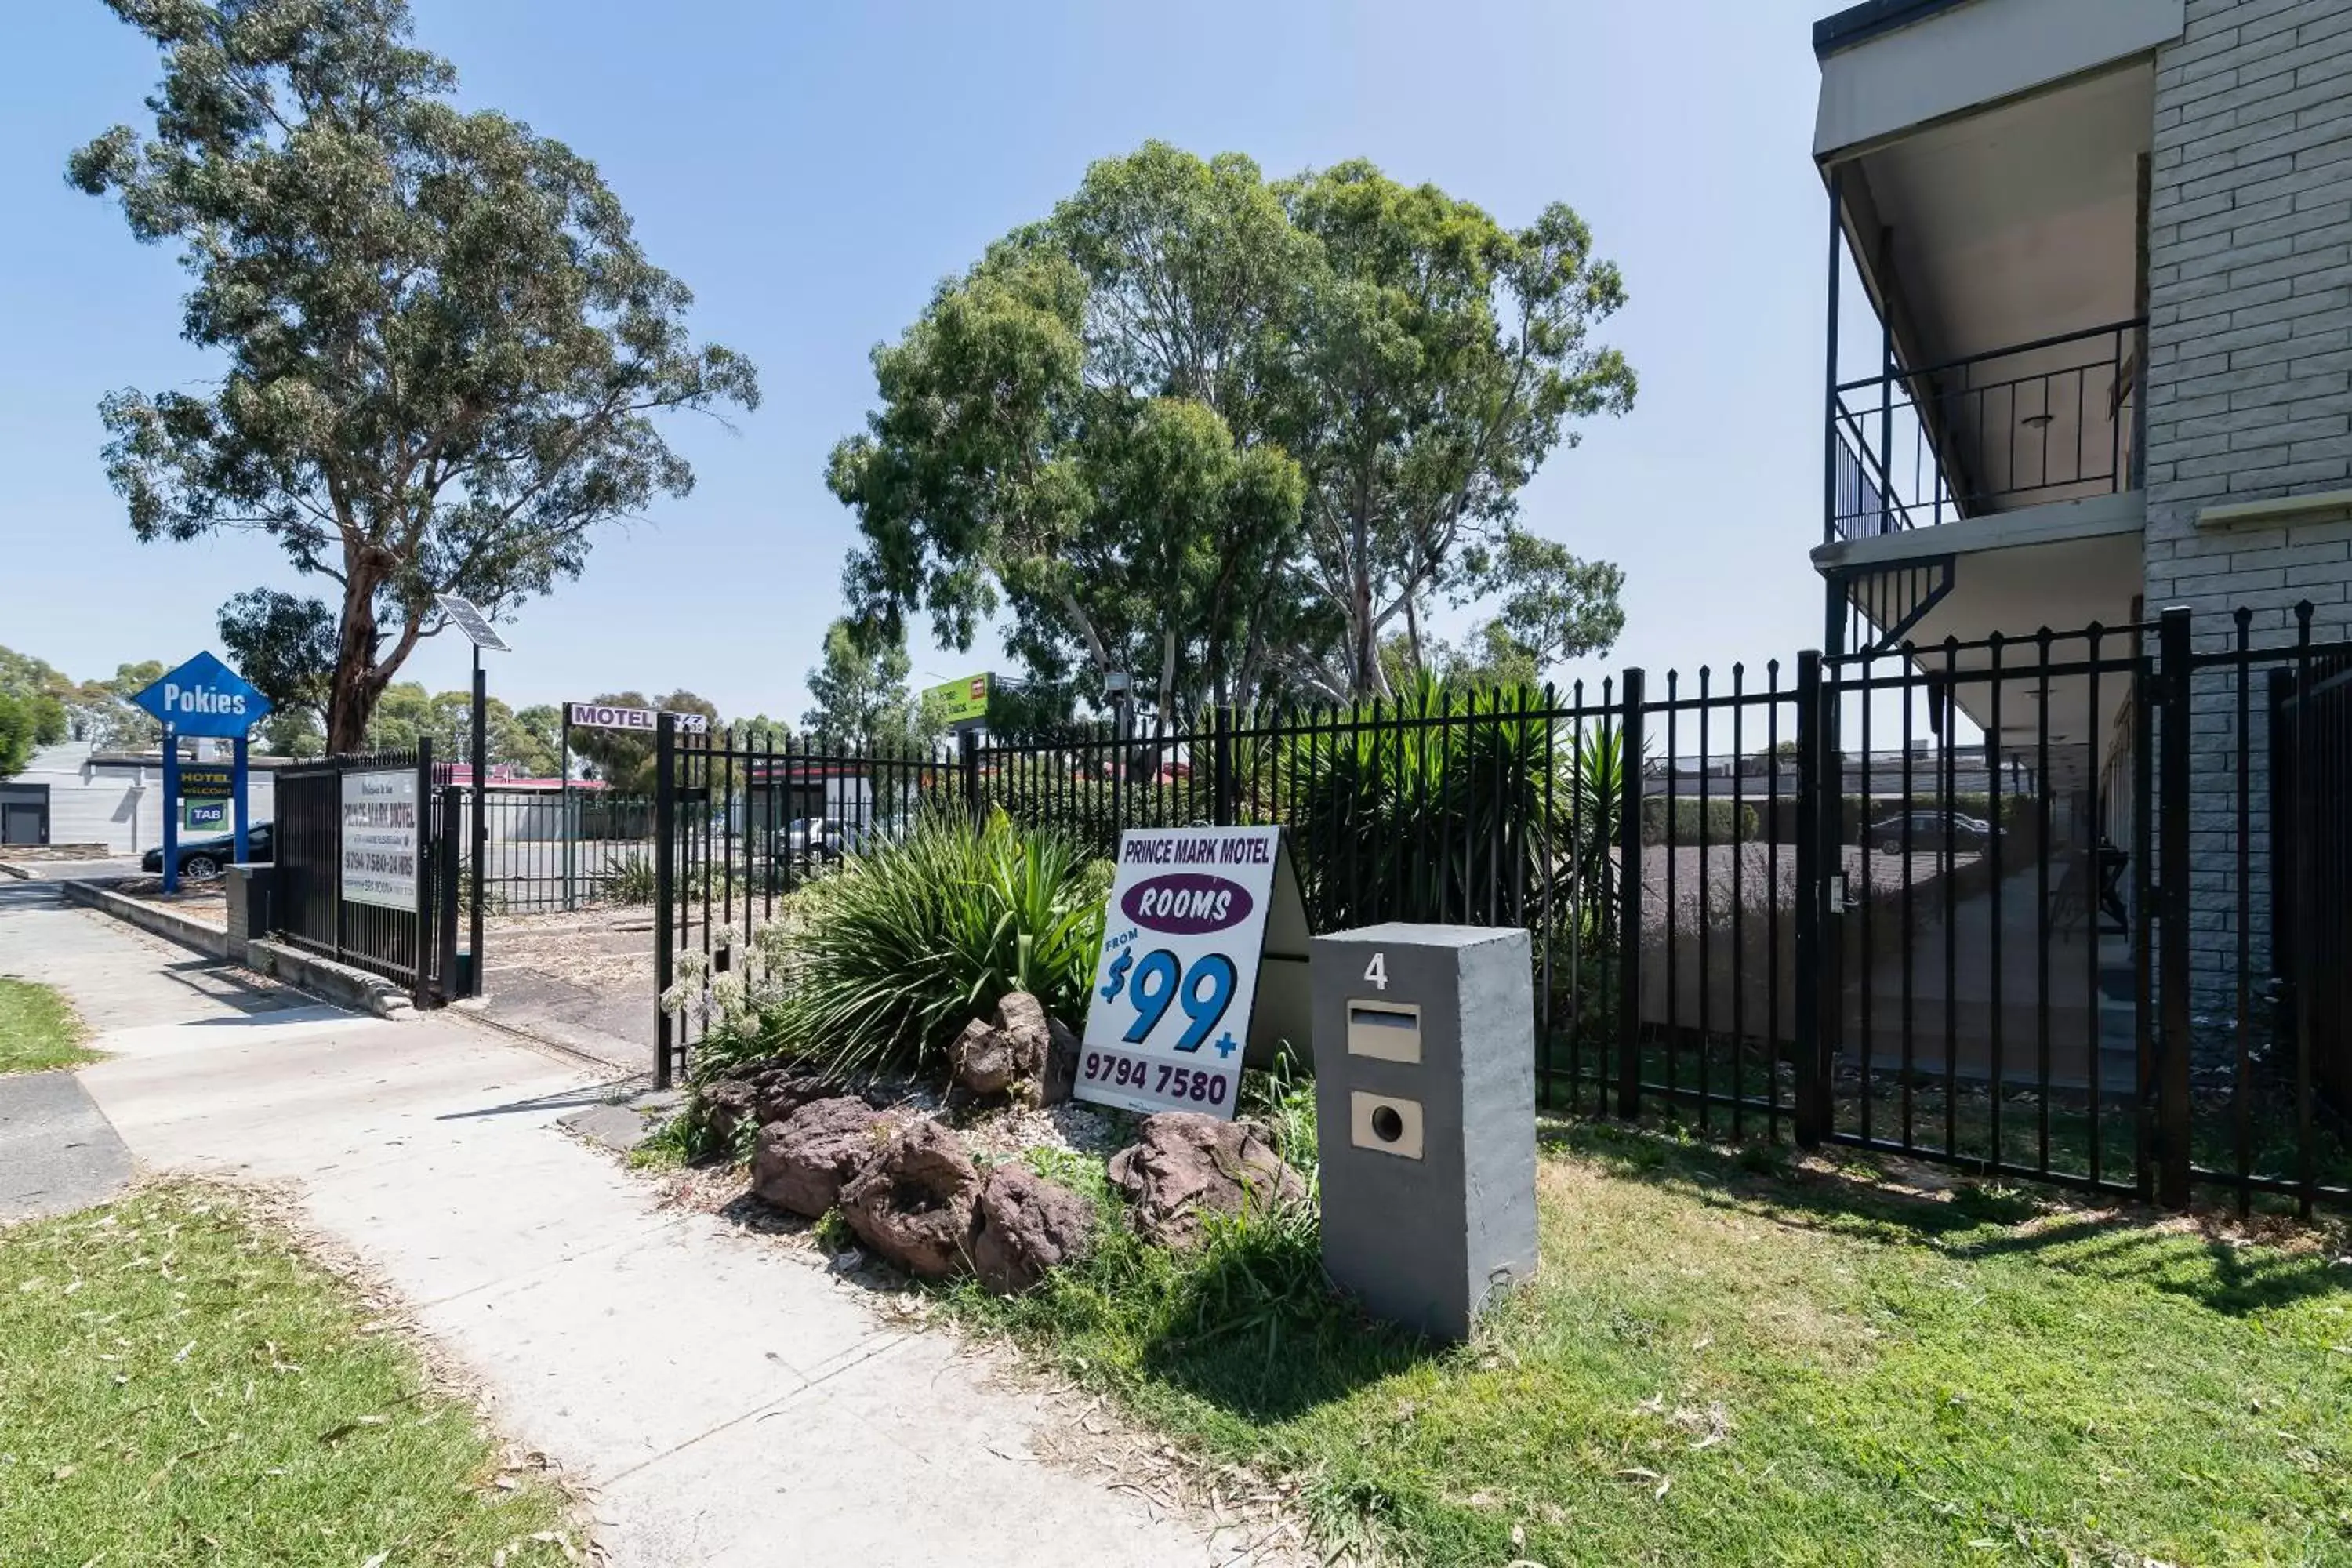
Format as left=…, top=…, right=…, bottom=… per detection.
left=960, top=1123, right=2352, bottom=1567
left=0, top=1183, right=577, bottom=1566
left=0, top=978, right=98, bottom=1076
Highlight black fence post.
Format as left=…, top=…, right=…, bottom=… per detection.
left=1616, top=668, right=1645, bottom=1120
left=437, top=783, right=463, bottom=1004
left=653, top=713, right=677, bottom=1092
left=411, top=739, right=434, bottom=1012
left=959, top=730, right=982, bottom=822
left=2156, top=605, right=2194, bottom=1208
left=1212, top=704, right=1235, bottom=827
left=469, top=652, right=487, bottom=996
left=1793, top=651, right=1826, bottom=1147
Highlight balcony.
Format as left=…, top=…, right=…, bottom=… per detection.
left=1828, top=318, right=2144, bottom=544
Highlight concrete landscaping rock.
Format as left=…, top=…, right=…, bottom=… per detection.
left=840, top=1120, right=982, bottom=1280
left=751, top=1097, right=888, bottom=1218
left=1106, top=1112, right=1308, bottom=1250
left=949, top=1015, right=1020, bottom=1098
left=994, top=991, right=1052, bottom=1076
left=702, top=1058, right=837, bottom=1147
left=1039, top=1014, right=1082, bottom=1105
left=972, top=1164, right=1096, bottom=1295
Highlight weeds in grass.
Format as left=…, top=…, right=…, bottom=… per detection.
left=0, top=976, right=96, bottom=1075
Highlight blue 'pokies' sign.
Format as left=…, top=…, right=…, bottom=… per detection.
left=132, top=652, right=273, bottom=739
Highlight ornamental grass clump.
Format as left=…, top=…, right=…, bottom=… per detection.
left=768, top=805, right=1105, bottom=1080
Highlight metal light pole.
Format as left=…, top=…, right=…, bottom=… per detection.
left=435, top=593, right=509, bottom=1000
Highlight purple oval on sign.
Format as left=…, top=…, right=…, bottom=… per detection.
left=1122, top=873, right=1254, bottom=935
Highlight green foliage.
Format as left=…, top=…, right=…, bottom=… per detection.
left=1290, top=677, right=1566, bottom=931
left=801, top=619, right=944, bottom=753
left=0, top=692, right=44, bottom=781
left=763, top=807, right=1104, bottom=1080
left=565, top=690, right=719, bottom=792
left=832, top=140, right=1633, bottom=711
left=1639, top=797, right=1762, bottom=846
left=216, top=588, right=336, bottom=729
left=72, top=0, right=757, bottom=750
left=596, top=849, right=658, bottom=906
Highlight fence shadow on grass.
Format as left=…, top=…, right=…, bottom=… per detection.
left=1539, top=1119, right=2350, bottom=1318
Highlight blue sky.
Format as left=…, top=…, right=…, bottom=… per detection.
left=1, top=0, right=1840, bottom=723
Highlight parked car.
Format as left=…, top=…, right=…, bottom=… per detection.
left=142, top=822, right=273, bottom=880
left=1864, top=810, right=1988, bottom=855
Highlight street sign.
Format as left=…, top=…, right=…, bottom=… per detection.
left=1076, top=826, right=1308, bottom=1119
left=566, top=702, right=710, bottom=735
left=925, top=672, right=991, bottom=727
left=340, top=768, right=419, bottom=911
left=434, top=593, right=510, bottom=652
left=131, top=652, right=273, bottom=740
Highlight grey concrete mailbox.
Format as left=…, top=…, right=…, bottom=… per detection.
left=1309, top=923, right=1538, bottom=1342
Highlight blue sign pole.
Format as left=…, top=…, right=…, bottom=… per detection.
left=161, top=726, right=180, bottom=895
left=232, top=734, right=250, bottom=866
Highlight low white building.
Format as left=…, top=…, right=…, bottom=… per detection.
left=0, top=742, right=281, bottom=854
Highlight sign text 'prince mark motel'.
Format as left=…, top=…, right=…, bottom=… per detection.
left=1076, top=826, right=1306, bottom=1120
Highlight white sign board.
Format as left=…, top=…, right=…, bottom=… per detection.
left=1078, top=826, right=1296, bottom=1119
left=566, top=702, right=710, bottom=735
left=340, top=769, right=420, bottom=912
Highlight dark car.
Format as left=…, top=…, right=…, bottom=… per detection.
left=143, top=822, right=272, bottom=880
left=1864, top=810, right=1988, bottom=855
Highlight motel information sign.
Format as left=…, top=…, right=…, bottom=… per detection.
left=566, top=702, right=710, bottom=735
left=1076, top=826, right=1295, bottom=1120
left=340, top=768, right=420, bottom=911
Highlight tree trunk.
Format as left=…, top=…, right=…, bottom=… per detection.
left=326, top=570, right=387, bottom=753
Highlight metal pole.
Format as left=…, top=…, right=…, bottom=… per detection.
left=2155, top=605, right=2194, bottom=1208
left=161, top=724, right=180, bottom=895
left=1821, top=163, right=1846, bottom=655
left=1793, top=650, right=1825, bottom=1146
left=561, top=706, right=575, bottom=913
left=1615, top=668, right=1645, bottom=1120
left=231, top=733, right=250, bottom=868
left=1212, top=704, right=1235, bottom=826
left=413, top=739, right=434, bottom=1011
left=653, top=713, right=677, bottom=1091
left=470, top=645, right=487, bottom=996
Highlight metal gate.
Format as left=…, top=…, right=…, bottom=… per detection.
left=272, top=742, right=464, bottom=1007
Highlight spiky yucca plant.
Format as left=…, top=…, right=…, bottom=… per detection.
left=768, top=804, right=1105, bottom=1080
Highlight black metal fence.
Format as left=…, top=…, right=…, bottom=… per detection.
left=652, top=604, right=2352, bottom=1214
left=273, top=743, right=462, bottom=1005
left=452, top=787, right=657, bottom=914
left=654, top=728, right=956, bottom=1076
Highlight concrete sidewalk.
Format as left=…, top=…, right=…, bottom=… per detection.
left=1, top=889, right=1222, bottom=1567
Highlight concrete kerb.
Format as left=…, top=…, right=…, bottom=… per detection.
left=243, top=938, right=416, bottom=1020
left=60, top=877, right=230, bottom=960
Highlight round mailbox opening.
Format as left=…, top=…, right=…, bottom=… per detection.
left=1370, top=1105, right=1405, bottom=1143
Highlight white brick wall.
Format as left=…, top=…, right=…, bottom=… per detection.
left=2146, top=0, right=2352, bottom=1018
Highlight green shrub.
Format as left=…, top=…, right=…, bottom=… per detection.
left=596, top=848, right=658, bottom=905
left=765, top=804, right=1105, bottom=1080
left=1639, top=797, right=1761, bottom=846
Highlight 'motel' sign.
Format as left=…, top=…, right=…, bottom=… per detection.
left=131, top=652, right=274, bottom=740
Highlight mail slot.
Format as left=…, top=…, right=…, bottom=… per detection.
left=1347, top=1000, right=1421, bottom=1062
left=1310, top=924, right=1537, bottom=1342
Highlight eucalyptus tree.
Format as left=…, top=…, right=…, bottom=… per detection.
left=71, top=0, right=757, bottom=750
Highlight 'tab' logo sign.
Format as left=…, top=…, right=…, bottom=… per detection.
left=131, top=652, right=274, bottom=740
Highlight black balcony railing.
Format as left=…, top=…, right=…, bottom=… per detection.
left=1828, top=319, right=2144, bottom=543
